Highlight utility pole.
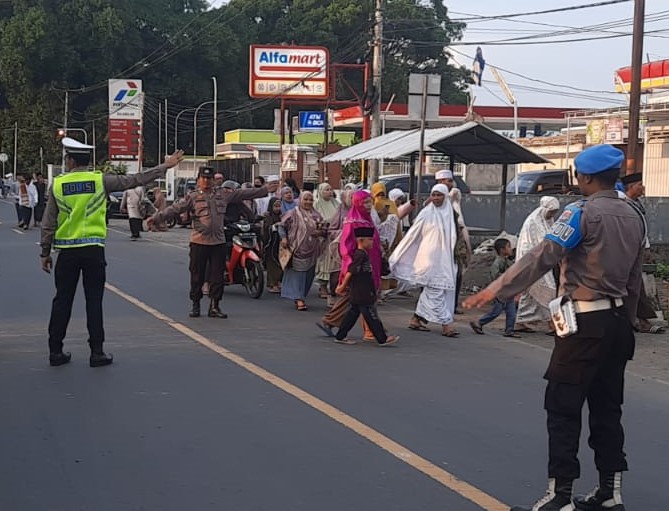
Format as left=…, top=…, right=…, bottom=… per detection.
left=13, top=121, right=18, bottom=178
left=212, top=76, right=218, bottom=159
left=627, top=0, right=645, bottom=175
left=164, top=98, right=168, bottom=156
left=62, top=90, right=69, bottom=171
left=158, top=101, right=162, bottom=164
left=368, top=0, right=384, bottom=183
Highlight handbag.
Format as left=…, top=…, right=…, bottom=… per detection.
left=279, top=244, right=293, bottom=270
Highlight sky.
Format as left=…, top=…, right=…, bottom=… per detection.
left=208, top=0, right=667, bottom=110
left=443, top=0, right=668, bottom=108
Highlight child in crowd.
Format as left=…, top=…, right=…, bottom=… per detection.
left=470, top=238, right=520, bottom=338
left=334, top=226, right=399, bottom=347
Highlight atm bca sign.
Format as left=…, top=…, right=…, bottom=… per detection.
left=249, top=45, right=329, bottom=99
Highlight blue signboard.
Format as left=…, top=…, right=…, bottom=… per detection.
left=298, top=111, right=326, bottom=132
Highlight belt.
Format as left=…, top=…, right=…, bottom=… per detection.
left=573, top=298, right=623, bottom=314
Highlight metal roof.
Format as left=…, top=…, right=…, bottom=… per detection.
left=321, top=122, right=550, bottom=165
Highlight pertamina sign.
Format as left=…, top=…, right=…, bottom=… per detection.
left=108, top=79, right=143, bottom=120
left=108, top=79, right=143, bottom=170
left=249, top=45, right=329, bottom=99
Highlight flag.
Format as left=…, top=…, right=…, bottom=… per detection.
left=472, top=47, right=485, bottom=86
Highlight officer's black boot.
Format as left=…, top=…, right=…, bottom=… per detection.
left=49, top=352, right=72, bottom=367
left=208, top=299, right=228, bottom=319
left=189, top=300, right=201, bottom=318
left=511, top=478, right=575, bottom=511
left=89, top=351, right=113, bottom=368
left=574, top=472, right=625, bottom=511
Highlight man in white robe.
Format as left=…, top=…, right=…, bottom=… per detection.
left=515, top=196, right=560, bottom=332
left=389, top=184, right=459, bottom=337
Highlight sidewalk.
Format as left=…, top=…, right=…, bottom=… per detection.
left=379, top=290, right=669, bottom=385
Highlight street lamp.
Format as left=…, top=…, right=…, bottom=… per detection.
left=193, top=100, right=215, bottom=163
left=174, top=107, right=195, bottom=151
left=212, top=76, right=218, bottom=160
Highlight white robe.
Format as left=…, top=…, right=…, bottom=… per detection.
left=515, top=197, right=559, bottom=324
left=389, top=197, right=457, bottom=324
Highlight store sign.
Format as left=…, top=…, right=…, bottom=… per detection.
left=280, top=144, right=298, bottom=172
left=605, top=117, right=624, bottom=143
left=108, top=79, right=143, bottom=120
left=249, top=45, right=329, bottom=99
left=298, top=111, right=326, bottom=131
left=109, top=79, right=143, bottom=169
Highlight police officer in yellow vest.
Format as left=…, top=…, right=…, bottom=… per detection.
left=40, top=138, right=184, bottom=367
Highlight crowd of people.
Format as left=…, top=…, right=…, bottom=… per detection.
left=1, top=173, right=48, bottom=229
left=36, top=139, right=655, bottom=511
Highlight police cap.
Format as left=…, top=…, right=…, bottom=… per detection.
left=62, top=137, right=94, bottom=155
left=620, top=173, right=643, bottom=185
left=198, top=166, right=215, bottom=178
left=574, top=145, right=624, bottom=175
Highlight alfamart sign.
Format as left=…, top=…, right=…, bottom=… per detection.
left=249, top=45, right=329, bottom=99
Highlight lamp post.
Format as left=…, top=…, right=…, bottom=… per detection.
left=212, top=76, right=218, bottom=159
left=193, top=100, right=215, bottom=163
left=174, top=107, right=195, bottom=151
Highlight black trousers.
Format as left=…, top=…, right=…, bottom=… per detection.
left=129, top=217, right=142, bottom=238
left=34, top=203, right=45, bottom=223
left=48, top=246, right=106, bottom=354
left=544, top=307, right=634, bottom=480
left=455, top=264, right=463, bottom=311
left=336, top=303, right=387, bottom=343
left=189, top=243, right=226, bottom=302
left=19, top=205, right=32, bottom=227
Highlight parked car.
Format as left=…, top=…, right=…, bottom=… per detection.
left=107, top=191, right=127, bottom=219
left=175, top=178, right=197, bottom=200
left=506, top=170, right=577, bottom=194
left=378, top=173, right=471, bottom=195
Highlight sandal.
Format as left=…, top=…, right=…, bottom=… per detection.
left=503, top=332, right=522, bottom=338
left=295, top=300, right=308, bottom=311
left=470, top=322, right=484, bottom=335
left=316, top=322, right=335, bottom=338
left=638, top=325, right=666, bottom=334
left=334, top=338, right=357, bottom=345
left=378, top=335, right=399, bottom=347
left=408, top=323, right=430, bottom=332
left=442, top=330, right=460, bottom=338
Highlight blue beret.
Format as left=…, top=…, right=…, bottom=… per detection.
left=574, top=145, right=624, bottom=175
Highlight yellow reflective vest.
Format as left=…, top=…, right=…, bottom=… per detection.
left=52, top=171, right=107, bottom=249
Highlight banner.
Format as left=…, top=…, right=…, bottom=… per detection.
left=280, top=145, right=298, bottom=172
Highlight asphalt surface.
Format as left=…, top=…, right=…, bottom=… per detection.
left=1, top=200, right=668, bottom=511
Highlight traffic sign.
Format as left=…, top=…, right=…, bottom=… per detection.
left=0, top=153, right=8, bottom=163
left=298, top=111, right=326, bottom=132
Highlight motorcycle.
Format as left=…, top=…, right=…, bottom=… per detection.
left=225, top=220, right=264, bottom=299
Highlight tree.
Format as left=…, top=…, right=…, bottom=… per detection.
left=0, top=0, right=470, bottom=171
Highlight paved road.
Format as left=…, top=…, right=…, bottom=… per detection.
left=1, top=201, right=667, bottom=511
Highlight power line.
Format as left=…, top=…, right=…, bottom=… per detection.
left=450, top=0, right=632, bottom=23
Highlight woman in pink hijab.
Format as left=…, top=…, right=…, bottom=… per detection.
left=317, top=190, right=383, bottom=339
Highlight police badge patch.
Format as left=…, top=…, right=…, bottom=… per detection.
left=545, top=201, right=585, bottom=249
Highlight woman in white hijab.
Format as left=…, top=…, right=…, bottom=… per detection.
left=514, top=196, right=560, bottom=332
left=389, top=184, right=459, bottom=337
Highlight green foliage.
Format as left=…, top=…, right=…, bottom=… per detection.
left=656, top=263, right=669, bottom=281
left=100, top=161, right=128, bottom=175
left=0, top=0, right=468, bottom=172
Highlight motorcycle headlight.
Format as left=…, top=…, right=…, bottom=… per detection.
left=237, top=223, right=251, bottom=232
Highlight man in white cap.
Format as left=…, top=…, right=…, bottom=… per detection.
left=40, top=138, right=184, bottom=368
left=255, top=175, right=280, bottom=216
left=435, top=169, right=455, bottom=191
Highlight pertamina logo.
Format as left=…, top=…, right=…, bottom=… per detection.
left=113, top=81, right=140, bottom=103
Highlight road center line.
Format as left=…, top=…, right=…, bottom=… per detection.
left=104, top=282, right=508, bottom=511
